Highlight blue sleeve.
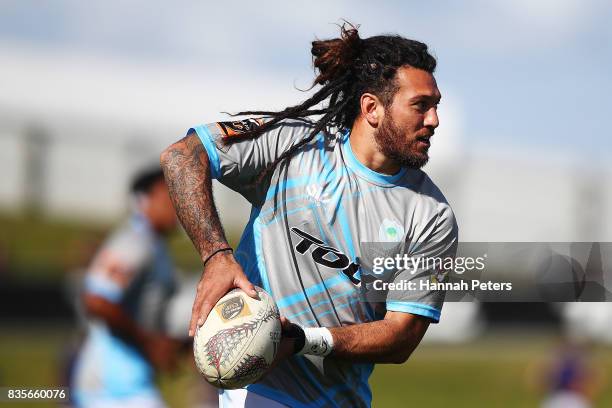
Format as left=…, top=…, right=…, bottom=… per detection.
left=192, top=125, right=221, bottom=180
left=84, top=274, right=122, bottom=303
left=386, top=301, right=441, bottom=322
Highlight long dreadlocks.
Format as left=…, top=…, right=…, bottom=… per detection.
left=227, top=23, right=437, bottom=184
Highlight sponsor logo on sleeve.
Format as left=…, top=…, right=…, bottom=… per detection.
left=216, top=118, right=264, bottom=138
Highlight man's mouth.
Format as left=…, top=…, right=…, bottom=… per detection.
left=416, top=135, right=431, bottom=147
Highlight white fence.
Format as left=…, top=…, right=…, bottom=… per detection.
left=1, top=112, right=611, bottom=242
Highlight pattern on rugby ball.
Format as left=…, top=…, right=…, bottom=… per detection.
left=193, top=286, right=281, bottom=389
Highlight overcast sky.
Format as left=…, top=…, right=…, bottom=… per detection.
left=1, top=0, right=611, bottom=163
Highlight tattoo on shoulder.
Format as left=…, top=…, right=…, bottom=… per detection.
left=161, top=131, right=228, bottom=260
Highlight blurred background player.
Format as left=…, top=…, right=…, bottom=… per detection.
left=70, top=166, right=184, bottom=408
left=527, top=339, right=606, bottom=408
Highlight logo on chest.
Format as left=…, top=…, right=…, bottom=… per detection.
left=290, top=227, right=360, bottom=284
left=305, top=184, right=331, bottom=206
left=378, top=219, right=405, bottom=243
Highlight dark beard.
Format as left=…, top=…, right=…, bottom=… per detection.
left=373, top=116, right=429, bottom=169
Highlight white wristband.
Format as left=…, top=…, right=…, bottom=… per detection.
left=298, top=327, right=334, bottom=357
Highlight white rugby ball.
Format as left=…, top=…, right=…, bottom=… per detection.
left=193, top=286, right=281, bottom=389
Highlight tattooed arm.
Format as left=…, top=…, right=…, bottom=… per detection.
left=160, top=131, right=257, bottom=337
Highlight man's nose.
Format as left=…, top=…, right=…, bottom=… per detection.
left=424, top=108, right=439, bottom=129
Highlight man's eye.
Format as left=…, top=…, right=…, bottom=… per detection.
left=414, top=102, right=428, bottom=111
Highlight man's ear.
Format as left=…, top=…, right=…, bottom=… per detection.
left=360, top=93, right=384, bottom=127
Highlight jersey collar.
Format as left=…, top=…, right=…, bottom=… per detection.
left=340, top=129, right=407, bottom=186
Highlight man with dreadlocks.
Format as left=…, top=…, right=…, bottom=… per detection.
left=161, top=24, right=458, bottom=408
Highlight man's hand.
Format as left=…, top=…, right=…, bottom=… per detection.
left=188, top=251, right=258, bottom=337
left=255, top=316, right=297, bottom=382
left=275, top=317, right=300, bottom=364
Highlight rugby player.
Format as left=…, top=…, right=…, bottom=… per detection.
left=71, top=168, right=182, bottom=408
left=161, top=24, right=458, bottom=407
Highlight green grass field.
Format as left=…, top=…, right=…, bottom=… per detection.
left=1, top=326, right=611, bottom=407
left=0, top=215, right=198, bottom=285
left=2, top=215, right=611, bottom=406
left=0, top=213, right=240, bottom=281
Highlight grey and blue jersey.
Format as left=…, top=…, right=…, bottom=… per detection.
left=72, top=213, right=176, bottom=406
left=193, top=119, right=458, bottom=408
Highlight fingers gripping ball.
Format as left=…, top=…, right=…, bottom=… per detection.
left=193, top=286, right=281, bottom=389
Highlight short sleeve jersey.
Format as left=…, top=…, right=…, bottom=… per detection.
left=193, top=119, right=458, bottom=408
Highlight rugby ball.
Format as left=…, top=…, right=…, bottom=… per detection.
left=193, top=286, right=281, bottom=389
